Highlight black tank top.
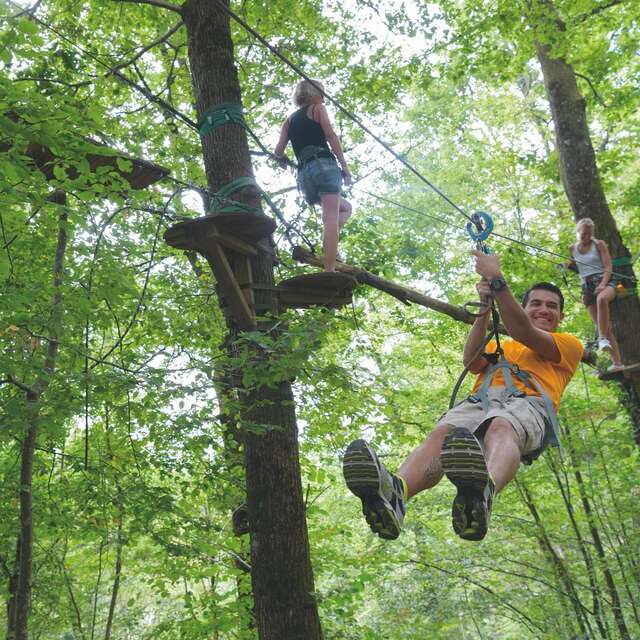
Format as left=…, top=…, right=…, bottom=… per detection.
left=288, top=106, right=333, bottom=161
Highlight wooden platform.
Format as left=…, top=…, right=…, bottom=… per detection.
left=164, top=212, right=278, bottom=330
left=164, top=212, right=276, bottom=253
left=599, top=362, right=640, bottom=381
left=1, top=111, right=168, bottom=189
left=276, top=272, right=358, bottom=310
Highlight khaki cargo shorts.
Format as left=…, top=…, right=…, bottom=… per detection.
left=438, top=386, right=549, bottom=456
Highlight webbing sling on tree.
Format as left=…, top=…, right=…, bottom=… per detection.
left=198, top=103, right=246, bottom=138
left=611, top=256, right=638, bottom=296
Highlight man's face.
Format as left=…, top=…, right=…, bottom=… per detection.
left=524, top=289, right=563, bottom=332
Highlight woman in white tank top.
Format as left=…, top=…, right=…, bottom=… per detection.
left=568, top=218, right=622, bottom=370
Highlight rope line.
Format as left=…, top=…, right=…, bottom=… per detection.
left=211, top=0, right=475, bottom=224
left=212, top=0, right=636, bottom=284
left=354, top=187, right=635, bottom=282
left=10, top=1, right=636, bottom=285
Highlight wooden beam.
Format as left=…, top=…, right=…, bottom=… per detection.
left=292, top=246, right=480, bottom=326
left=205, top=230, right=257, bottom=256
left=2, top=112, right=168, bottom=190
left=234, top=256, right=255, bottom=311
left=292, top=246, right=597, bottom=366
left=202, top=241, right=255, bottom=329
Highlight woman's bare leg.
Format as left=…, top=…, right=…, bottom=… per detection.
left=320, top=193, right=340, bottom=272
left=596, top=287, right=615, bottom=337
left=596, top=288, right=623, bottom=365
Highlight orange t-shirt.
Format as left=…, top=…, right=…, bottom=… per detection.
left=470, top=333, right=584, bottom=410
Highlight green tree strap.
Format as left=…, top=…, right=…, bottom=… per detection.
left=211, top=176, right=261, bottom=214
left=199, top=103, right=246, bottom=138
left=210, top=177, right=290, bottom=241
left=612, top=256, right=632, bottom=267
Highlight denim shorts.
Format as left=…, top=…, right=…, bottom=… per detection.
left=581, top=273, right=617, bottom=306
left=297, top=157, right=342, bottom=205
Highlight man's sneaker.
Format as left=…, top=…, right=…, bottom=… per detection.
left=598, top=337, right=613, bottom=352
left=342, top=439, right=406, bottom=540
left=441, top=427, right=495, bottom=541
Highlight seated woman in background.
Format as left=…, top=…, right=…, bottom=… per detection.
left=274, top=79, right=352, bottom=272
left=568, top=217, right=623, bottom=372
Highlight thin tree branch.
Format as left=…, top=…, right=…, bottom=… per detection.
left=112, top=0, right=182, bottom=15
left=94, top=189, right=176, bottom=366
left=1, top=376, right=37, bottom=396
left=574, top=0, right=625, bottom=22
left=112, top=19, right=183, bottom=72
left=60, top=558, right=86, bottom=640
left=405, top=559, right=543, bottom=633
left=574, top=72, right=608, bottom=107
left=12, top=77, right=92, bottom=89
left=5, top=0, right=43, bottom=19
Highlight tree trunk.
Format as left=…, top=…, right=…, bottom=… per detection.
left=533, top=8, right=640, bottom=438
left=104, top=406, right=124, bottom=640
left=181, top=2, right=323, bottom=638
left=14, top=412, right=37, bottom=640
left=13, top=197, right=67, bottom=640
left=6, top=538, right=19, bottom=640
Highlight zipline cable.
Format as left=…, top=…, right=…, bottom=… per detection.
left=354, top=186, right=635, bottom=282
left=212, top=0, right=636, bottom=284
left=5, top=1, right=316, bottom=251
left=211, top=0, right=475, bottom=224
left=10, top=0, right=636, bottom=285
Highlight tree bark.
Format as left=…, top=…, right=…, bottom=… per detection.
left=13, top=196, right=67, bottom=640
left=533, top=4, right=640, bottom=439
left=104, top=406, right=124, bottom=640
left=6, top=537, right=20, bottom=639
left=181, top=2, right=323, bottom=638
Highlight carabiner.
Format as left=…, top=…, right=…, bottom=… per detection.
left=466, top=211, right=494, bottom=244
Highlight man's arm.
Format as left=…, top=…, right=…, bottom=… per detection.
left=473, top=251, right=561, bottom=363
left=463, top=310, right=492, bottom=373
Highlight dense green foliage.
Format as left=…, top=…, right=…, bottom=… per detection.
left=0, top=0, right=639, bottom=637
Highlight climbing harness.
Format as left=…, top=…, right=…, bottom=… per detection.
left=469, top=358, right=562, bottom=464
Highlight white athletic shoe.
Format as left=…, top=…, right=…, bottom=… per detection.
left=598, top=337, right=612, bottom=352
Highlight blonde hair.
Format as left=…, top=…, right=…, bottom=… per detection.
left=576, top=217, right=595, bottom=231
left=292, top=79, right=324, bottom=107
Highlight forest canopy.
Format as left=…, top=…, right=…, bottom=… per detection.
left=0, top=0, right=639, bottom=638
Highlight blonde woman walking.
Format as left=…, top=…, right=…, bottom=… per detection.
left=274, top=79, right=352, bottom=272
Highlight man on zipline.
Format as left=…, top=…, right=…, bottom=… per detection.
left=343, top=251, right=584, bottom=541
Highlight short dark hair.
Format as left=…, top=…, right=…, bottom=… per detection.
left=521, top=282, right=564, bottom=312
